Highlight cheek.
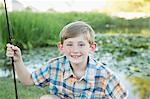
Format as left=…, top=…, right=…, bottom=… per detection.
left=81, top=50, right=89, bottom=55
left=62, top=47, right=70, bottom=54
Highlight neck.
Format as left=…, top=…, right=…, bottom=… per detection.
left=69, top=56, right=89, bottom=79
left=70, top=57, right=88, bottom=72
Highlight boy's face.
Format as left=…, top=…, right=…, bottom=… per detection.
left=58, top=35, right=96, bottom=65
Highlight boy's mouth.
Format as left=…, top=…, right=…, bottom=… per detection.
left=71, top=55, right=81, bottom=58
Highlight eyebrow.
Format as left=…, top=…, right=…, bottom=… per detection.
left=66, top=41, right=85, bottom=43
left=66, top=41, right=73, bottom=43
left=78, top=41, right=85, bottom=43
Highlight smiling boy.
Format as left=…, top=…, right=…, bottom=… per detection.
left=6, top=21, right=127, bottom=99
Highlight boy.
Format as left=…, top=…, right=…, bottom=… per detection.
left=6, top=21, right=127, bottom=99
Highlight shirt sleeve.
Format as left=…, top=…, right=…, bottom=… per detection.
left=105, top=74, right=128, bottom=99
left=31, top=64, right=51, bottom=87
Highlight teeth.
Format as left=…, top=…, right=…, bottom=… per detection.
left=71, top=55, right=80, bottom=58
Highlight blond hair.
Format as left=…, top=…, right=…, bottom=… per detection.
left=60, top=21, right=95, bottom=44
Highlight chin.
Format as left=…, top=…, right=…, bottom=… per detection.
left=69, top=59, right=82, bottom=64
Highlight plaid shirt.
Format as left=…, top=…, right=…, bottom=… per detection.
left=32, top=56, right=127, bottom=99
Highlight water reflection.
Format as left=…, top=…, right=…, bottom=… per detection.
left=0, top=68, right=10, bottom=77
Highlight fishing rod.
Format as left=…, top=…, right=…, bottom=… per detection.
left=3, top=0, right=18, bottom=99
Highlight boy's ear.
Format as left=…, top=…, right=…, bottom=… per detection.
left=90, top=42, right=96, bottom=52
left=57, top=42, right=64, bottom=52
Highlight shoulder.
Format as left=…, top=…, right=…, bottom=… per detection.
left=95, top=61, right=114, bottom=80
left=88, top=56, right=113, bottom=79
left=48, top=56, right=65, bottom=63
left=47, top=56, right=66, bottom=67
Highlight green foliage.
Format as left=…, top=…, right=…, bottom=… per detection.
left=129, top=77, right=150, bottom=99
left=94, top=34, right=150, bottom=77
left=96, top=34, right=150, bottom=61
left=0, top=11, right=150, bottom=50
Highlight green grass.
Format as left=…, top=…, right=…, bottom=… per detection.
left=0, top=77, right=48, bottom=99
left=0, top=11, right=150, bottom=51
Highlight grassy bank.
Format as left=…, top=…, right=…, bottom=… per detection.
left=0, top=77, right=48, bottom=99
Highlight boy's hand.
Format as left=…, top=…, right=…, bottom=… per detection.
left=6, top=43, right=22, bottom=62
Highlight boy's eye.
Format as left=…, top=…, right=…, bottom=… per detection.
left=66, top=44, right=73, bottom=46
left=79, top=44, right=85, bottom=46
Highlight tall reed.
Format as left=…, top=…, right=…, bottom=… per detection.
left=0, top=11, right=150, bottom=50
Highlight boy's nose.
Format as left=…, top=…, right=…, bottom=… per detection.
left=71, top=46, right=80, bottom=52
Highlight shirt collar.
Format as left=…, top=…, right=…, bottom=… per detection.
left=63, top=56, right=74, bottom=80
left=84, top=56, right=97, bottom=83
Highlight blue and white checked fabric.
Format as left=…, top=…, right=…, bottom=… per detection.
left=32, top=56, right=127, bottom=99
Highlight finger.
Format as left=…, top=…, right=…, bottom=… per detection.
left=6, top=43, right=13, bottom=48
left=7, top=44, right=18, bottom=51
left=6, top=43, right=11, bottom=47
left=7, top=45, right=15, bottom=52
left=13, top=46, right=20, bottom=51
left=6, top=51, right=14, bottom=57
left=7, top=47, right=14, bottom=53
